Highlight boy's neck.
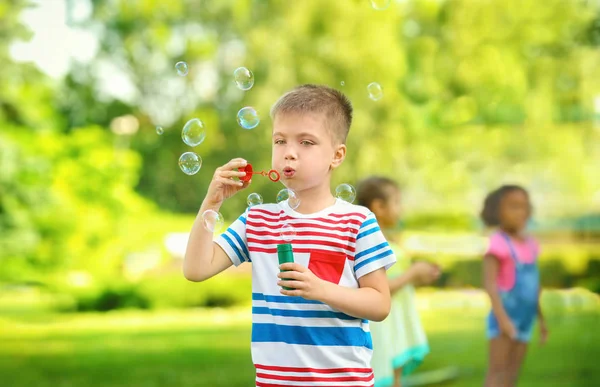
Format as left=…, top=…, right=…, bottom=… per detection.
left=293, top=182, right=337, bottom=214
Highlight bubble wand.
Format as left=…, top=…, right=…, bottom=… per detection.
left=238, top=163, right=280, bottom=183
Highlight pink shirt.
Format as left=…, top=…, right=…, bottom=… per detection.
left=485, top=232, right=539, bottom=291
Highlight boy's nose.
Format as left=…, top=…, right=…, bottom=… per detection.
left=284, top=147, right=297, bottom=160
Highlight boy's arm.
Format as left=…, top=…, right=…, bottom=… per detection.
left=183, top=157, right=249, bottom=282
left=322, top=268, right=391, bottom=321
left=278, top=264, right=391, bottom=321
left=183, top=203, right=233, bottom=282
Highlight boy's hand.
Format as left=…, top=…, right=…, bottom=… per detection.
left=278, top=263, right=327, bottom=301
left=539, top=318, right=548, bottom=346
left=410, top=261, right=441, bottom=286
left=203, top=158, right=250, bottom=208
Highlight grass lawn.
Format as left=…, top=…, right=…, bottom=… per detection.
left=0, top=290, right=598, bottom=387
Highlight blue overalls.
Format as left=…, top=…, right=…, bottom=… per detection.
left=487, top=232, right=540, bottom=342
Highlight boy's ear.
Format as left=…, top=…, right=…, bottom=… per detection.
left=330, top=144, right=346, bottom=170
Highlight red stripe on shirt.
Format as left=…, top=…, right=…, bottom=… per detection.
left=257, top=372, right=374, bottom=382
left=249, top=210, right=366, bottom=226
left=247, top=238, right=355, bottom=253
left=245, top=229, right=357, bottom=243
left=257, top=382, right=373, bottom=387
left=246, top=220, right=359, bottom=234
left=255, top=364, right=373, bottom=374
left=249, top=246, right=356, bottom=259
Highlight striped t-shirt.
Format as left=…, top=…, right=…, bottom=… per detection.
left=215, top=199, right=396, bottom=387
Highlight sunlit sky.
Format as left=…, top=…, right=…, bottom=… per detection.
left=10, top=0, right=97, bottom=78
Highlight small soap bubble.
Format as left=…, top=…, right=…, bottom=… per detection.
left=202, top=209, right=224, bottom=232
left=335, top=183, right=357, bottom=204
left=370, top=0, right=391, bottom=10
left=181, top=118, right=206, bottom=147
left=280, top=223, right=296, bottom=242
left=367, top=82, right=383, bottom=101
left=247, top=193, right=263, bottom=207
left=156, top=126, right=164, bottom=135
left=276, top=188, right=301, bottom=210
left=178, top=152, right=202, bottom=175
left=175, top=61, right=189, bottom=76
left=237, top=107, right=260, bottom=129
left=340, top=81, right=345, bottom=86
left=233, top=67, right=254, bottom=91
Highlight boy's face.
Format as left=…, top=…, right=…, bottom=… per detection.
left=272, top=112, right=346, bottom=193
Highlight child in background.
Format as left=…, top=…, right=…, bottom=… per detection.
left=481, top=185, right=548, bottom=387
left=357, top=176, right=441, bottom=387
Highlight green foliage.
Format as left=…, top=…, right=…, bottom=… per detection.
left=0, top=126, right=148, bottom=281
left=50, top=0, right=599, bottom=220
left=2, top=0, right=600, bottom=286
left=137, top=273, right=252, bottom=310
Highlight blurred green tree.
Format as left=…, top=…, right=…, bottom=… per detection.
left=70, top=0, right=600, bottom=221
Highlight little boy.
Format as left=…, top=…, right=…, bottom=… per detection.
left=184, top=84, right=396, bottom=386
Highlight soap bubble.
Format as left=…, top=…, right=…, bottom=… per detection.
left=233, top=67, right=254, bottom=91
left=280, top=223, right=296, bottom=242
left=340, top=81, right=345, bottom=86
left=247, top=193, right=263, bottom=207
left=156, top=126, right=164, bottom=135
left=175, top=61, right=189, bottom=76
left=237, top=107, right=260, bottom=129
left=335, top=183, right=357, bottom=203
left=367, top=82, right=383, bottom=101
left=276, top=188, right=301, bottom=210
left=178, top=152, right=202, bottom=175
left=181, top=118, right=206, bottom=147
left=202, top=209, right=224, bottom=232
left=370, top=0, right=391, bottom=10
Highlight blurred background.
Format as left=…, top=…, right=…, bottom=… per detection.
left=1, top=0, right=599, bottom=386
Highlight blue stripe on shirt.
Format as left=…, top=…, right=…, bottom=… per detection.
left=354, top=241, right=389, bottom=261
left=252, top=323, right=372, bottom=349
left=357, top=225, right=381, bottom=240
left=354, top=249, right=394, bottom=271
left=221, top=232, right=246, bottom=263
left=227, top=227, right=249, bottom=259
left=252, top=293, right=323, bottom=305
left=359, top=217, right=377, bottom=230
left=252, top=307, right=359, bottom=321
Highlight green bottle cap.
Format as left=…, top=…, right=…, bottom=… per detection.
left=277, top=243, right=293, bottom=253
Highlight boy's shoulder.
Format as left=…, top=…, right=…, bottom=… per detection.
left=243, top=201, right=374, bottom=221
left=332, top=202, right=373, bottom=218
left=244, top=203, right=283, bottom=215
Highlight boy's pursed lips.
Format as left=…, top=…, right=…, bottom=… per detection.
left=283, top=166, right=296, bottom=177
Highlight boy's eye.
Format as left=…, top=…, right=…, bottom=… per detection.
left=274, top=139, right=285, bottom=145
left=300, top=140, right=314, bottom=146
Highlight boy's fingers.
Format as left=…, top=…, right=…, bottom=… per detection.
left=216, top=177, right=243, bottom=187
left=277, top=271, right=302, bottom=280
left=224, top=158, right=248, bottom=170
left=219, top=170, right=246, bottom=178
left=279, top=263, right=304, bottom=272
left=278, top=280, right=305, bottom=289
left=280, top=288, right=302, bottom=297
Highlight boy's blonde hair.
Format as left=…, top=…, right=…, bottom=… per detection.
left=270, top=84, right=353, bottom=145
